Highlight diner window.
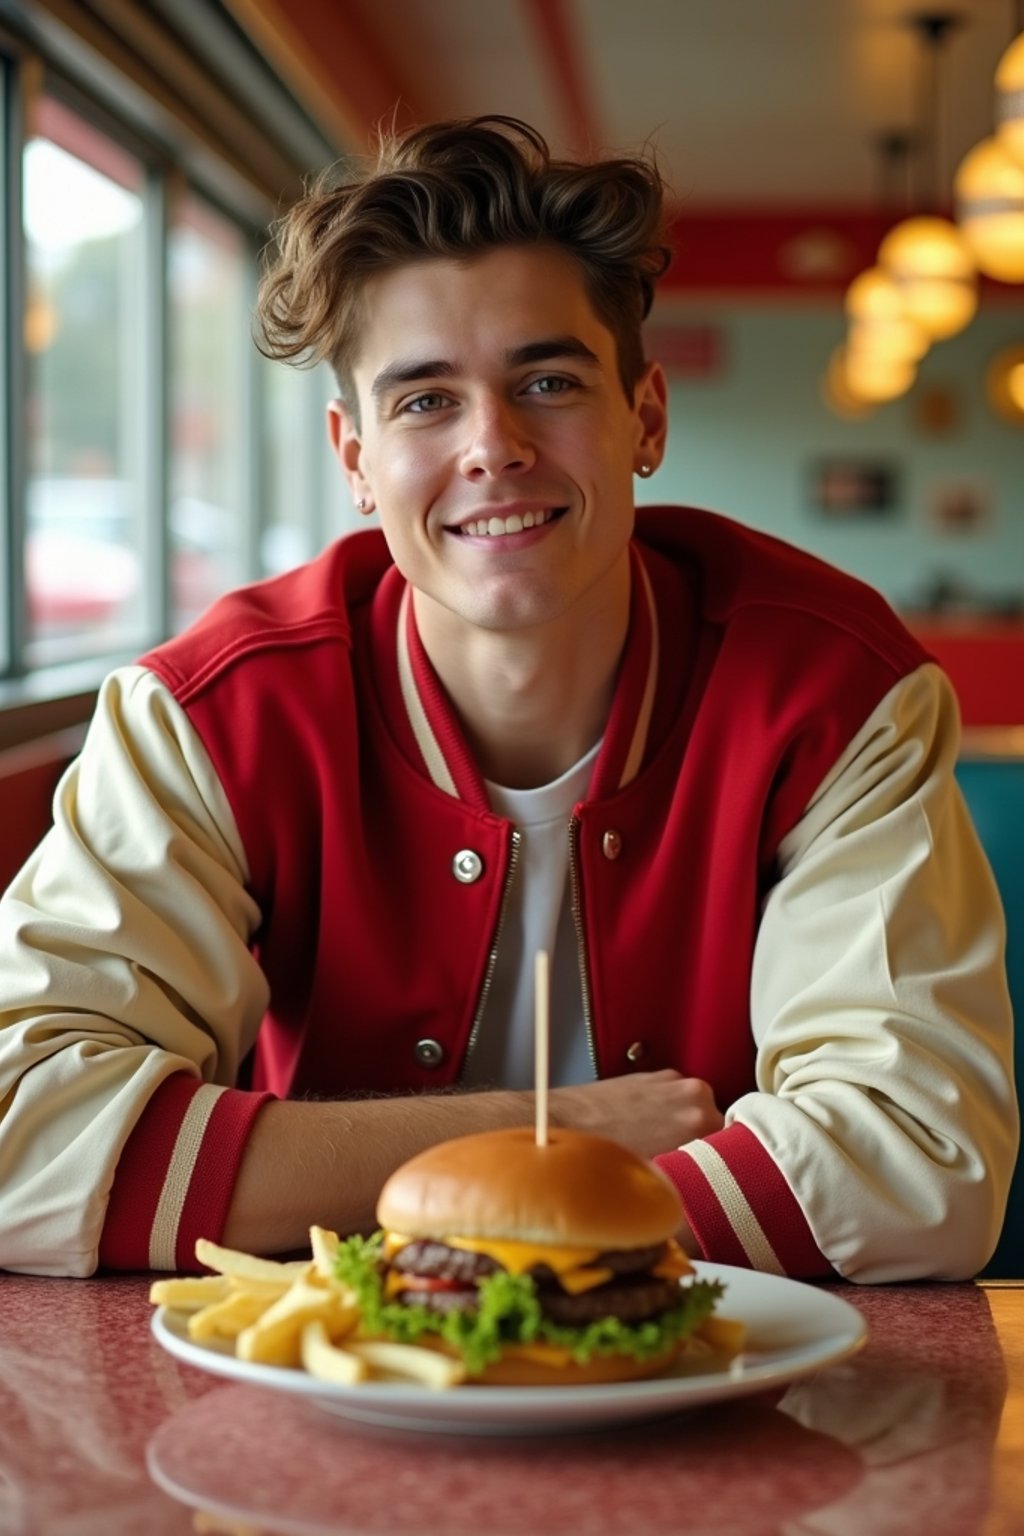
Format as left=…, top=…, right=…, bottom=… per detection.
left=261, top=355, right=320, bottom=577
left=168, top=193, right=252, bottom=632
left=0, top=58, right=11, bottom=677
left=23, top=99, right=147, bottom=666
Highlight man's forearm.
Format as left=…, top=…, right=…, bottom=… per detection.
left=222, top=1090, right=537, bottom=1253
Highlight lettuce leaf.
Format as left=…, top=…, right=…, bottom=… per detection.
left=334, top=1232, right=724, bottom=1378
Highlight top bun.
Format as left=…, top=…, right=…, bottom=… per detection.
left=377, top=1126, right=682, bottom=1250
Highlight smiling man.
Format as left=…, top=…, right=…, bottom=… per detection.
left=0, top=117, right=1016, bottom=1282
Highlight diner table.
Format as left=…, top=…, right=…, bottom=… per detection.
left=1, top=1272, right=1021, bottom=1535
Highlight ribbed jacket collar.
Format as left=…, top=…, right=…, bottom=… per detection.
left=378, top=541, right=681, bottom=811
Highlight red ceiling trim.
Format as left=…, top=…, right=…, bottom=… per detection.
left=520, top=0, right=600, bottom=152
left=662, top=209, right=889, bottom=294
left=658, top=208, right=1024, bottom=296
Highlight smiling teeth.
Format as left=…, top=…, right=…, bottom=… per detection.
left=461, top=509, right=552, bottom=537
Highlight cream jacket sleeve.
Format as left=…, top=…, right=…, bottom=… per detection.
left=724, top=662, right=1018, bottom=1281
left=0, top=666, right=268, bottom=1275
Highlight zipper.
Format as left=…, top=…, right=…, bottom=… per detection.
left=463, top=827, right=522, bottom=1065
left=568, top=813, right=599, bottom=1077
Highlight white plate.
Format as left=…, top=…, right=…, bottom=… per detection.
left=151, top=1261, right=867, bottom=1435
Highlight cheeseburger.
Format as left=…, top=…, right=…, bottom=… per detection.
left=334, top=1126, right=724, bottom=1385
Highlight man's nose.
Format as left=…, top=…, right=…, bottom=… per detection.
left=458, top=397, right=536, bottom=479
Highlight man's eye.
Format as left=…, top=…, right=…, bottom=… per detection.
left=524, top=375, right=575, bottom=395
left=404, top=392, right=450, bottom=414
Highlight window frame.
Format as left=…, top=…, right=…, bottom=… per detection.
left=0, top=46, right=285, bottom=697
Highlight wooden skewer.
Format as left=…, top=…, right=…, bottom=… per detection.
left=534, top=948, right=550, bottom=1147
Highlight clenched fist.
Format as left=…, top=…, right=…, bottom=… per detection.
left=550, top=1069, right=725, bottom=1160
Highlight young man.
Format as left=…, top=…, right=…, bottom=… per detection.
left=0, top=118, right=1016, bottom=1280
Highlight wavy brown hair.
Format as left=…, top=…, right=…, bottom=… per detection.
left=255, top=115, right=671, bottom=414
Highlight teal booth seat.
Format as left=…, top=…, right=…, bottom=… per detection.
left=955, top=746, right=1024, bottom=1277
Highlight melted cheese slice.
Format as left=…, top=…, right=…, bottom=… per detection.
left=443, top=1235, right=602, bottom=1276
left=652, top=1238, right=693, bottom=1281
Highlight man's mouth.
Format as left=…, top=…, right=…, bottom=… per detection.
left=454, top=507, right=566, bottom=538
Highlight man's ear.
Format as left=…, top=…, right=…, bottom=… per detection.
left=327, top=399, right=374, bottom=514
left=633, top=361, right=669, bottom=474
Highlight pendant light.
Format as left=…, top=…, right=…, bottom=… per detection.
left=879, top=15, right=978, bottom=339
left=847, top=135, right=930, bottom=364
left=842, top=341, right=919, bottom=404
left=955, top=135, right=1024, bottom=281
left=995, top=5, right=1024, bottom=167
left=846, top=266, right=931, bottom=361
left=985, top=343, right=1024, bottom=423
left=829, top=134, right=924, bottom=411
left=879, top=215, right=977, bottom=333
left=955, top=4, right=1024, bottom=280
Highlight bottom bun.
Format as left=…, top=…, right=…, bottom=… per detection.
left=468, top=1341, right=682, bottom=1388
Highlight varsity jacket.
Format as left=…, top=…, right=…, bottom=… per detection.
left=0, top=507, right=1016, bottom=1278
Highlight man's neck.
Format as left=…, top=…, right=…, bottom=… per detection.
left=412, top=564, right=632, bottom=790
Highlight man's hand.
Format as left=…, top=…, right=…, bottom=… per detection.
left=551, top=1070, right=724, bottom=1160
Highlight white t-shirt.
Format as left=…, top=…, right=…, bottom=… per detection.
left=459, top=741, right=602, bottom=1090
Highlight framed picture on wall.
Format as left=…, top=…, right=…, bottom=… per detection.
left=808, top=459, right=900, bottom=517
left=926, top=479, right=994, bottom=535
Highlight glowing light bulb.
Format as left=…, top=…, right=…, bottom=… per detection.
left=996, top=32, right=1024, bottom=170
left=956, top=136, right=1024, bottom=283
left=879, top=217, right=978, bottom=339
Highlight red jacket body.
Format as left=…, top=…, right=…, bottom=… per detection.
left=127, top=506, right=928, bottom=1274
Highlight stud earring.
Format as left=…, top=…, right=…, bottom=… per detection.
left=638, top=463, right=653, bottom=478
left=356, top=498, right=367, bottom=512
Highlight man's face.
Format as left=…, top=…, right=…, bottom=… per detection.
left=329, top=244, right=667, bottom=643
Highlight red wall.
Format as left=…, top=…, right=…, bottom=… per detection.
left=906, top=622, right=1024, bottom=728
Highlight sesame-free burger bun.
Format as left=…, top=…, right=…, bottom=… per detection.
left=376, top=1126, right=682, bottom=1249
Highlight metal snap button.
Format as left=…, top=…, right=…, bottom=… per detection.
left=414, top=1038, right=445, bottom=1068
left=602, top=829, right=623, bottom=860
left=452, top=849, right=484, bottom=883
left=625, top=1041, right=645, bottom=1063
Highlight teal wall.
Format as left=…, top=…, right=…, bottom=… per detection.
left=647, top=301, right=1024, bottom=613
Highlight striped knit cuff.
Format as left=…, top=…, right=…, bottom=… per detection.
left=99, top=1073, right=273, bottom=1272
left=655, top=1122, right=834, bottom=1278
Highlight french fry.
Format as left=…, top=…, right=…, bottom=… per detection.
left=187, top=1287, right=278, bottom=1342
left=194, top=1237, right=311, bottom=1285
left=301, top=1319, right=369, bottom=1385
left=309, top=1224, right=341, bottom=1281
left=149, top=1275, right=230, bottom=1311
left=347, top=1339, right=467, bottom=1389
left=235, top=1278, right=359, bottom=1365
left=695, top=1314, right=747, bottom=1354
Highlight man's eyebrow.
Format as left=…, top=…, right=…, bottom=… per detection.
left=506, top=337, right=601, bottom=369
left=371, top=359, right=457, bottom=401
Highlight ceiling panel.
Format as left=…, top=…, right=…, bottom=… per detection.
left=234, top=0, right=1022, bottom=214
left=353, top=0, right=565, bottom=150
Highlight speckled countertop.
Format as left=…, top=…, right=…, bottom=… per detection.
left=1, top=1274, right=1021, bottom=1535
